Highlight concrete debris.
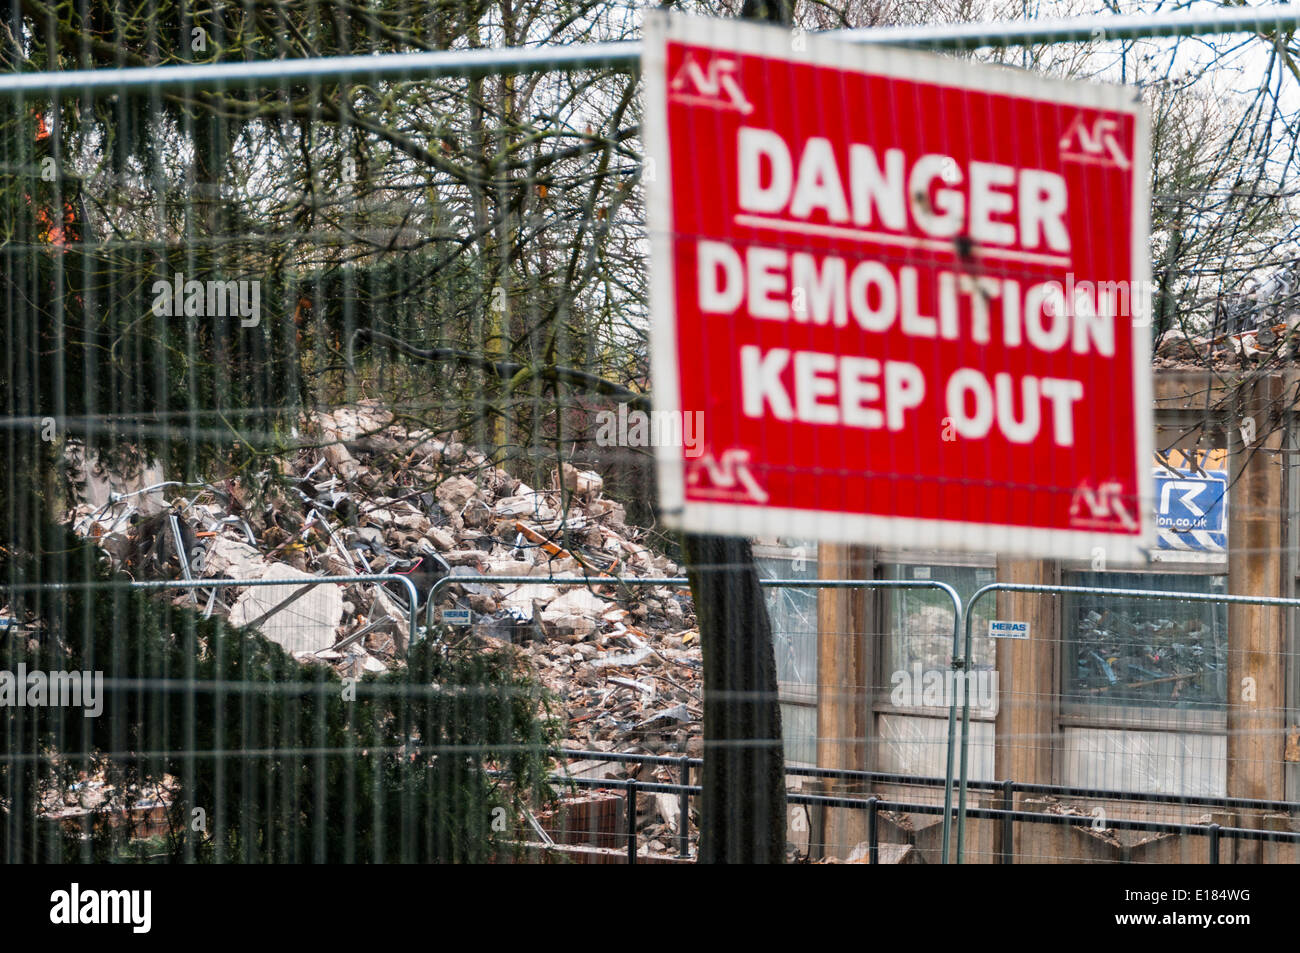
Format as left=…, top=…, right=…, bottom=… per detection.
left=544, top=587, right=611, bottom=616
left=498, top=583, right=558, bottom=617
left=589, top=646, right=653, bottom=669
left=322, top=440, right=361, bottom=484
left=540, top=588, right=612, bottom=639
left=494, top=493, right=556, bottom=521
left=202, top=537, right=269, bottom=580
left=436, top=475, right=479, bottom=509
left=59, top=400, right=696, bottom=722
left=636, top=703, right=692, bottom=728
left=229, top=564, right=343, bottom=656
left=560, top=760, right=625, bottom=782
left=655, top=792, right=680, bottom=832
left=560, top=463, right=603, bottom=498
left=426, top=527, right=456, bottom=551
left=487, top=558, right=545, bottom=577
left=608, top=675, right=655, bottom=696
left=64, top=442, right=167, bottom=516
left=840, top=842, right=916, bottom=864
left=1153, top=319, right=1300, bottom=369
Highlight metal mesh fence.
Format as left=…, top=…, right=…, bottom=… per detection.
left=5, top=1, right=1300, bottom=866
left=14, top=565, right=1296, bottom=863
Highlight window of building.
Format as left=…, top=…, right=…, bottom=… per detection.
left=1061, top=570, right=1228, bottom=715
left=754, top=540, right=818, bottom=766
left=880, top=559, right=997, bottom=694
left=1055, top=447, right=1231, bottom=795
left=875, top=556, right=997, bottom=781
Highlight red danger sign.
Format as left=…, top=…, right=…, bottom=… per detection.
left=644, top=12, right=1152, bottom=559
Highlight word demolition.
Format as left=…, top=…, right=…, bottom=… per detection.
left=701, top=127, right=1124, bottom=446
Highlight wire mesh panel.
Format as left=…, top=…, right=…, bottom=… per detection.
left=948, top=582, right=1300, bottom=865
left=5, top=1, right=1300, bottom=870
left=0, top=0, right=651, bottom=865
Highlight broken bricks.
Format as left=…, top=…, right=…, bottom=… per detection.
left=228, top=564, right=343, bottom=656
left=62, top=400, right=699, bottom=750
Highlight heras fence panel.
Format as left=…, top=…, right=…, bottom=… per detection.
left=953, top=583, right=1300, bottom=864
left=7, top=3, right=1300, bottom=865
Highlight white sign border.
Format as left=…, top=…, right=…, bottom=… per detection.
left=644, top=10, right=1153, bottom=562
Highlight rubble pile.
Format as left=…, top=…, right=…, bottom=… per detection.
left=891, top=601, right=995, bottom=671
left=61, top=401, right=703, bottom=761
left=478, top=586, right=702, bottom=749
left=1035, top=799, right=1183, bottom=850
left=1069, top=606, right=1226, bottom=708
left=1153, top=319, right=1300, bottom=369
left=38, top=769, right=175, bottom=841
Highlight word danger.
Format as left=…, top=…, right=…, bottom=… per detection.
left=738, top=127, right=1071, bottom=251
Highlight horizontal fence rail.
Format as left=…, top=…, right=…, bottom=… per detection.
left=3, top=5, right=1300, bottom=95
left=559, top=747, right=1300, bottom=811
left=555, top=747, right=1300, bottom=863
left=835, top=4, right=1300, bottom=48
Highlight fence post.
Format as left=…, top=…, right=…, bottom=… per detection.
left=1208, top=823, right=1220, bottom=864
left=867, top=796, right=879, bottom=865
left=677, top=756, right=691, bottom=858
left=626, top=778, right=638, bottom=864
left=1000, top=779, right=1015, bottom=864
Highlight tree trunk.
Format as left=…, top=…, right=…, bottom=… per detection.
left=675, top=0, right=795, bottom=869
left=685, top=534, right=786, bottom=863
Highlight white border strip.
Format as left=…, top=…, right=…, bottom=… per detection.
left=643, top=10, right=1153, bottom=562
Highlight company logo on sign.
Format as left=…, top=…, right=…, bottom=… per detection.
left=1068, top=481, right=1140, bottom=531
left=686, top=449, right=769, bottom=503
left=1154, top=468, right=1227, bottom=552
left=670, top=53, right=754, bottom=114
left=1160, top=481, right=1211, bottom=525
left=1059, top=113, right=1131, bottom=170
left=989, top=620, right=1029, bottom=640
